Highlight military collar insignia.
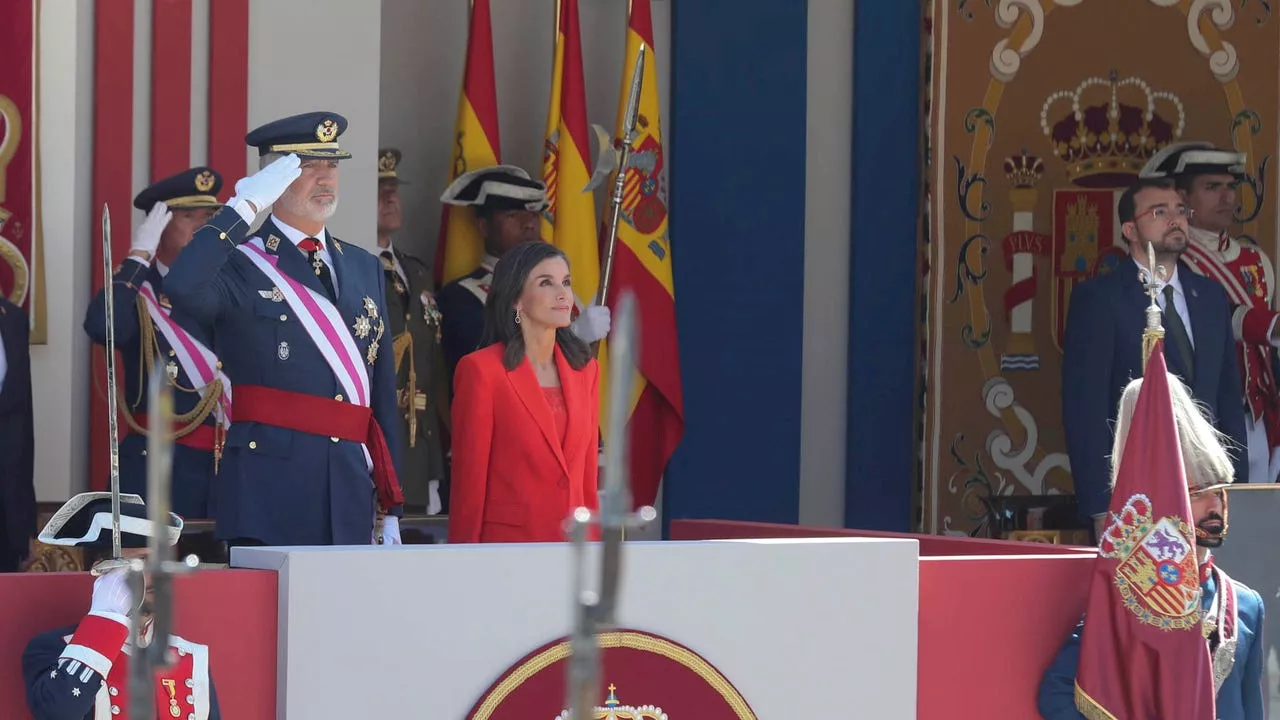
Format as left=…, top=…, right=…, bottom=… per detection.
left=265, top=235, right=281, bottom=252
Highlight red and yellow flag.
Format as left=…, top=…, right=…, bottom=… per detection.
left=599, top=0, right=684, bottom=508
left=541, top=0, right=599, bottom=307
left=434, top=0, right=501, bottom=289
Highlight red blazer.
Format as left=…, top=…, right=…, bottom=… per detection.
left=448, top=342, right=600, bottom=543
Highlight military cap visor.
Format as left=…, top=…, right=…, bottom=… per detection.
left=246, top=111, right=352, bottom=159
left=133, top=167, right=224, bottom=211
left=440, top=164, right=548, bottom=212
left=1140, top=141, right=1246, bottom=179
left=38, top=492, right=183, bottom=549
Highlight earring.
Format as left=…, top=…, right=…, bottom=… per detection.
left=514, top=308, right=522, bottom=324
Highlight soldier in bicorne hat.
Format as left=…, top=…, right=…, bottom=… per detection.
left=1142, top=142, right=1280, bottom=485
left=435, top=165, right=612, bottom=384
left=84, top=167, right=231, bottom=521
left=22, top=492, right=222, bottom=719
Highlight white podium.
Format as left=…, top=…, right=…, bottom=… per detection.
left=233, top=537, right=920, bottom=718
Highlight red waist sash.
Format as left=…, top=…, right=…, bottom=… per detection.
left=231, top=385, right=404, bottom=510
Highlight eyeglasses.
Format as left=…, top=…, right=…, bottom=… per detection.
left=1134, top=205, right=1195, bottom=224
left=1188, top=485, right=1227, bottom=499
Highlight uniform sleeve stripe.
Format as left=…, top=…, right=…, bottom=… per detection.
left=60, top=612, right=129, bottom=677
left=59, top=644, right=114, bottom=679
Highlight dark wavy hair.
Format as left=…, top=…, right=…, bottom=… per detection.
left=481, top=241, right=592, bottom=371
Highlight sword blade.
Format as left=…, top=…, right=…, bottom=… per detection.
left=102, top=203, right=123, bottom=562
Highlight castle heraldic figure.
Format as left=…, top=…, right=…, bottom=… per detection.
left=376, top=148, right=450, bottom=516
left=83, top=168, right=231, bottom=520
left=22, top=492, right=221, bottom=720
left=164, top=111, right=406, bottom=547
left=1141, top=141, right=1280, bottom=485
left=436, top=165, right=612, bottom=384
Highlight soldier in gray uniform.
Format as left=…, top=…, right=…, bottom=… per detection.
left=376, top=148, right=449, bottom=516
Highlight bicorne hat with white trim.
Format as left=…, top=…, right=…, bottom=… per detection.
left=1139, top=141, right=1246, bottom=180
left=38, top=492, right=183, bottom=549
left=440, top=164, right=548, bottom=215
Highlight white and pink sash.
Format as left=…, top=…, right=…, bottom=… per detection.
left=138, top=282, right=232, bottom=427
left=236, top=238, right=371, bottom=409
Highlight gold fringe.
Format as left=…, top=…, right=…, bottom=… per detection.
left=1073, top=682, right=1120, bottom=720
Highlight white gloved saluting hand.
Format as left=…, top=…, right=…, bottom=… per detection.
left=90, top=567, right=134, bottom=618
left=130, top=202, right=171, bottom=258
left=228, top=153, right=303, bottom=223
left=571, top=305, right=612, bottom=343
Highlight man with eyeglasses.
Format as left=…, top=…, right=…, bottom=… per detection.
left=1141, top=143, right=1280, bottom=486
left=1063, top=176, right=1248, bottom=541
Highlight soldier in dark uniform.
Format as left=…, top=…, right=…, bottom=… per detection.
left=436, top=165, right=612, bottom=385
left=23, top=492, right=222, bottom=719
left=83, top=168, right=231, bottom=520
left=165, top=111, right=405, bottom=547
left=376, top=148, right=450, bottom=515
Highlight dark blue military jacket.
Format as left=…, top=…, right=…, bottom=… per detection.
left=84, top=259, right=220, bottom=519
left=165, top=209, right=402, bottom=545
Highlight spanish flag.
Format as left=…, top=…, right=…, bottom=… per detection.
left=599, top=0, right=684, bottom=509
left=541, top=0, right=599, bottom=306
left=434, top=0, right=501, bottom=289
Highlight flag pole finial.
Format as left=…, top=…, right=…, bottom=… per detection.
left=1138, top=239, right=1167, bottom=371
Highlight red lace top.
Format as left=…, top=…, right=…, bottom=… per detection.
left=542, top=386, right=568, bottom=445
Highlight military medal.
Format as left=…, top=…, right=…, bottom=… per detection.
left=162, top=679, right=181, bottom=717
left=353, top=315, right=371, bottom=339
left=312, top=254, right=324, bottom=276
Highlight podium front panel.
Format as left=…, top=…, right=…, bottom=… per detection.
left=233, top=537, right=920, bottom=718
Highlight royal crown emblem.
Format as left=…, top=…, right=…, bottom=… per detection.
left=378, top=151, right=397, bottom=173
left=194, top=171, right=216, bottom=193
left=1099, top=494, right=1203, bottom=631
left=556, top=684, right=666, bottom=720
left=1040, top=70, right=1186, bottom=188
left=315, top=119, right=339, bottom=143
left=1003, top=150, right=1044, bottom=189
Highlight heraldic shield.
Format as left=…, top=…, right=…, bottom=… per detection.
left=464, top=629, right=756, bottom=720
left=1100, top=494, right=1203, bottom=630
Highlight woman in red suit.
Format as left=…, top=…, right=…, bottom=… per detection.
left=448, top=241, right=599, bottom=543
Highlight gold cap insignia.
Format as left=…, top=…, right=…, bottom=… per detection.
left=194, top=171, right=216, bottom=192
left=316, top=119, right=339, bottom=143
left=378, top=151, right=397, bottom=173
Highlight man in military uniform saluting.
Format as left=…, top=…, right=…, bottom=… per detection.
left=165, top=111, right=405, bottom=547
left=436, top=165, right=612, bottom=383
left=376, top=148, right=449, bottom=516
left=83, top=168, right=231, bottom=520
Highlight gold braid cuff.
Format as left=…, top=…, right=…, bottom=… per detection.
left=1073, top=682, right=1120, bottom=720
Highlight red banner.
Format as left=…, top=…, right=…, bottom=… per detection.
left=466, top=629, right=756, bottom=719
left=0, top=0, right=42, bottom=340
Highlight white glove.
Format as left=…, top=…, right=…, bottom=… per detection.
left=228, top=153, right=302, bottom=223
left=380, top=515, right=402, bottom=545
left=571, top=305, right=612, bottom=343
left=131, top=202, right=171, bottom=257
left=90, top=568, right=134, bottom=617
left=427, top=480, right=443, bottom=516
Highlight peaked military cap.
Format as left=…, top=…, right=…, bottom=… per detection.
left=1140, top=141, right=1246, bottom=180
left=440, top=164, right=548, bottom=214
left=38, top=492, right=184, bottom=549
left=378, top=148, right=409, bottom=185
left=132, top=167, right=224, bottom=211
left=245, top=110, right=352, bottom=159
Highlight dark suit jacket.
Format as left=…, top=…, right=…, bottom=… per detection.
left=447, top=343, right=599, bottom=543
left=0, top=298, right=35, bottom=572
left=1062, top=262, right=1249, bottom=521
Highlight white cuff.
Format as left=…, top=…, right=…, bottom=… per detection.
left=226, top=196, right=259, bottom=225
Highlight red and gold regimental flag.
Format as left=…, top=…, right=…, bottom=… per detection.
left=1074, top=343, right=1215, bottom=719
left=434, top=0, right=501, bottom=289
left=540, top=0, right=599, bottom=312
left=597, top=0, right=684, bottom=509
